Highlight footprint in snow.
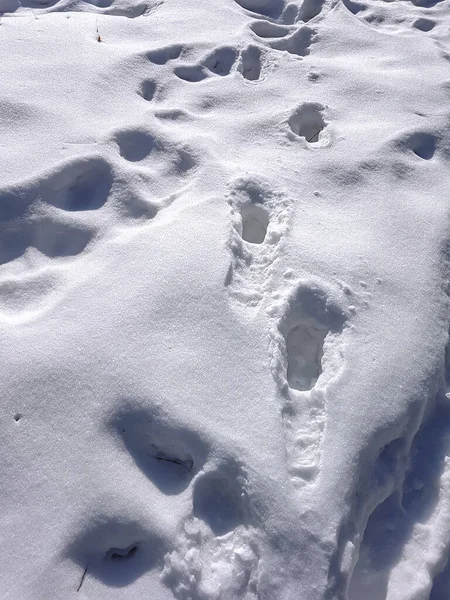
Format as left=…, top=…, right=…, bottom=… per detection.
left=269, top=284, right=347, bottom=484
left=67, top=516, right=166, bottom=591
left=162, top=463, right=259, bottom=600
left=173, top=45, right=264, bottom=83
left=0, top=0, right=161, bottom=17
left=288, top=102, right=330, bottom=146
left=145, top=42, right=264, bottom=83
left=108, top=403, right=208, bottom=495
left=0, top=156, right=156, bottom=323
left=341, top=0, right=445, bottom=35
left=250, top=20, right=317, bottom=57
left=226, top=176, right=292, bottom=312
left=235, top=0, right=324, bottom=24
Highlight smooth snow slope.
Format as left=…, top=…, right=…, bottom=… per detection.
left=1, top=0, right=450, bottom=599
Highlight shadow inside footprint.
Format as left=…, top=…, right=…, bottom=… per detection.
left=139, top=79, right=157, bottom=101
left=413, top=17, right=435, bottom=31
left=174, top=65, right=209, bottom=83
left=240, top=203, right=269, bottom=243
left=67, top=517, right=164, bottom=588
left=109, top=404, right=208, bottom=495
left=147, top=44, right=182, bottom=65
left=193, top=470, right=245, bottom=535
left=279, top=286, right=346, bottom=391
left=45, top=158, right=113, bottom=211
left=407, top=132, right=436, bottom=160
left=289, top=102, right=326, bottom=143
left=116, top=130, right=156, bottom=162
left=238, top=45, right=262, bottom=81
left=32, top=218, right=93, bottom=258
left=234, top=0, right=285, bottom=19
left=250, top=20, right=291, bottom=38
left=203, top=47, right=238, bottom=76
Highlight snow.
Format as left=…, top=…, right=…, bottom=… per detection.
left=0, top=0, right=450, bottom=598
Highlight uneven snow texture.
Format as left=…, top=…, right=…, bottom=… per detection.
left=1, top=0, right=450, bottom=598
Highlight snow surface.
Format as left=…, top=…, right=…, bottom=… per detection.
left=1, top=0, right=450, bottom=598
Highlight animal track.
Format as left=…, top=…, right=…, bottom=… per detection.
left=413, top=16, right=435, bottom=30
left=0, top=156, right=158, bottom=322
left=250, top=20, right=292, bottom=38
left=288, top=102, right=328, bottom=144
left=341, top=0, right=445, bottom=34
left=204, top=46, right=239, bottom=76
left=43, top=157, right=113, bottom=211
left=250, top=19, right=316, bottom=57
left=109, top=404, right=208, bottom=495
left=234, top=0, right=292, bottom=22
left=168, top=44, right=264, bottom=84
left=173, top=64, right=208, bottom=83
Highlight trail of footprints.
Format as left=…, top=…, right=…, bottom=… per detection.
left=226, top=173, right=349, bottom=484
left=3, top=0, right=449, bottom=595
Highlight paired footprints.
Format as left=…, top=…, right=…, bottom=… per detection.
left=145, top=41, right=264, bottom=84
left=235, top=0, right=323, bottom=58
left=235, top=0, right=324, bottom=24
left=0, top=0, right=161, bottom=18
left=226, top=175, right=348, bottom=485
left=0, top=156, right=157, bottom=323
left=68, top=404, right=256, bottom=596
left=341, top=0, right=443, bottom=36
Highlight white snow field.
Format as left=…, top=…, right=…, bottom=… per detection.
left=1, top=0, right=450, bottom=598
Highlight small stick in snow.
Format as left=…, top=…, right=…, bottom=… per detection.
left=96, top=19, right=102, bottom=43
left=306, top=129, right=321, bottom=143
left=77, top=565, right=88, bottom=593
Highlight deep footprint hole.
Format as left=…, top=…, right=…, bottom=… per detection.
left=139, top=79, right=156, bottom=101
left=286, top=322, right=328, bottom=391
left=288, top=102, right=326, bottom=143
left=413, top=17, right=435, bottom=31
left=116, top=130, right=156, bottom=162
left=408, top=132, right=436, bottom=160
left=193, top=470, right=244, bottom=535
left=240, top=203, right=269, bottom=244
left=280, top=287, right=346, bottom=392
left=204, top=47, right=238, bottom=76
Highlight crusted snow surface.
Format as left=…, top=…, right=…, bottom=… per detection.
left=1, top=0, right=450, bottom=598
